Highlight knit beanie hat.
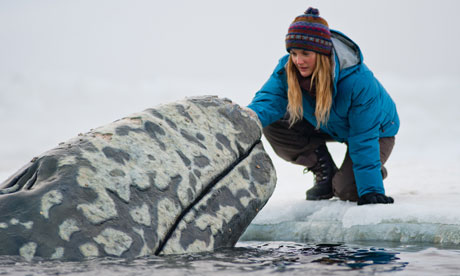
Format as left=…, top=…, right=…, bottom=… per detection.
left=285, top=7, right=332, bottom=56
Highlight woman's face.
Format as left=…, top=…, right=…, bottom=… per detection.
left=290, top=49, right=317, bottom=77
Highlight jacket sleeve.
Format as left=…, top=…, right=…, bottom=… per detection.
left=247, top=56, right=289, bottom=128
left=347, top=72, right=385, bottom=197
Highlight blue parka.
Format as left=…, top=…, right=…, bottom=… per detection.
left=248, top=30, right=400, bottom=197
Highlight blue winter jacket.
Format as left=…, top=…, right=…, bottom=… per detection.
left=248, top=30, right=400, bottom=197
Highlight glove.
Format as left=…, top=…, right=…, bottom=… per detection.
left=357, top=192, right=394, bottom=205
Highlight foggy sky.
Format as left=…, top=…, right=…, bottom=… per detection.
left=1, top=0, right=459, bottom=83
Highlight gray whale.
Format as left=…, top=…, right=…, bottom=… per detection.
left=0, top=96, right=276, bottom=260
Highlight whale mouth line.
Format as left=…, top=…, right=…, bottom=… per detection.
left=154, top=139, right=262, bottom=255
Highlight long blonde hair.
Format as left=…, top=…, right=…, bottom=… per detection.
left=286, top=53, right=333, bottom=128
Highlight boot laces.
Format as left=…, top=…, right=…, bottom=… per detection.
left=306, top=161, right=328, bottom=182
left=304, top=146, right=335, bottom=183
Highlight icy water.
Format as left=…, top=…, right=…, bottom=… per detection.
left=1, top=241, right=459, bottom=276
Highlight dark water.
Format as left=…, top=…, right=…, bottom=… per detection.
left=1, top=241, right=459, bottom=276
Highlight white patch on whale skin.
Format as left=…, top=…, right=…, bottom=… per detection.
left=177, top=177, right=194, bottom=208
left=79, top=243, right=99, bottom=258
left=182, top=239, right=212, bottom=253
left=105, top=181, right=131, bottom=203
left=156, top=198, right=181, bottom=238
left=161, top=239, right=211, bottom=255
left=4, top=219, right=33, bottom=230
left=133, top=227, right=153, bottom=257
left=129, top=170, right=151, bottom=190
left=41, top=190, right=63, bottom=219
left=57, top=155, right=77, bottom=167
left=21, top=221, right=34, bottom=230
left=19, top=242, right=37, bottom=262
left=93, top=228, right=133, bottom=257
left=195, top=206, right=239, bottom=235
left=59, top=219, right=80, bottom=241
left=76, top=193, right=118, bottom=224
left=51, top=247, right=64, bottom=259
left=239, top=197, right=251, bottom=207
left=77, top=167, right=118, bottom=224
left=130, top=203, right=151, bottom=226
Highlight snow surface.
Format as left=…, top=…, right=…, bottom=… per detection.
left=1, top=0, right=460, bottom=246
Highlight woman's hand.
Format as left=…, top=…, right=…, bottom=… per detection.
left=240, top=106, right=259, bottom=119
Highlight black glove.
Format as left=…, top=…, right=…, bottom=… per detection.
left=357, top=192, right=394, bottom=205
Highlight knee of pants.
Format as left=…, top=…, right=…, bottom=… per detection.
left=332, top=173, right=359, bottom=202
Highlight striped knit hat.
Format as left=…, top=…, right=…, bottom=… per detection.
left=285, top=7, right=333, bottom=56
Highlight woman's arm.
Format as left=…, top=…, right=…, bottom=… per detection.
left=347, top=73, right=386, bottom=197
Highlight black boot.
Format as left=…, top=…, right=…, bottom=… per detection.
left=305, top=144, right=338, bottom=200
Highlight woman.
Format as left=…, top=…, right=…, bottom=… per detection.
left=247, top=7, right=399, bottom=205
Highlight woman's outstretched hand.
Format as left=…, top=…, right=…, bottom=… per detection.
left=240, top=106, right=259, bottom=120
left=357, top=192, right=394, bottom=205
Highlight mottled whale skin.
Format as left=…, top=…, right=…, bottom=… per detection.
left=0, top=96, right=276, bottom=261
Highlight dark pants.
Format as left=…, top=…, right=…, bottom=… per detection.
left=263, top=116, right=395, bottom=201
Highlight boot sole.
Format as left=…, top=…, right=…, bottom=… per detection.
left=306, top=193, right=333, bottom=201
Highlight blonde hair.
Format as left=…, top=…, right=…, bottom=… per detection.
left=286, top=53, right=333, bottom=128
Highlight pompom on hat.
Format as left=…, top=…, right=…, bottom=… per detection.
left=285, top=7, right=333, bottom=56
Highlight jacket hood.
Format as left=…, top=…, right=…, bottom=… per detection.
left=331, top=30, right=362, bottom=70
left=331, top=30, right=363, bottom=89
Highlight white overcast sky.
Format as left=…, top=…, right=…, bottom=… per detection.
left=1, top=0, right=459, bottom=83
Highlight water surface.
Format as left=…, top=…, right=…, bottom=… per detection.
left=2, top=241, right=459, bottom=276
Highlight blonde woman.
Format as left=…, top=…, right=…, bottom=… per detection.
left=247, top=7, right=399, bottom=205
